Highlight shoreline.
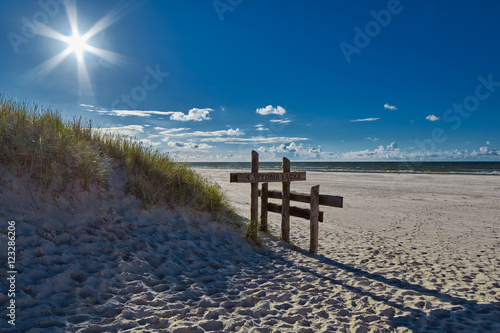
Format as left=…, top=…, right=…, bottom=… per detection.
left=188, top=161, right=500, bottom=177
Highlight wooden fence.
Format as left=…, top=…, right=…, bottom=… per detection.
left=259, top=184, right=343, bottom=254
left=230, top=150, right=344, bottom=254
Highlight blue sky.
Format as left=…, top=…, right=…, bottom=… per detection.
left=1, top=0, right=499, bottom=161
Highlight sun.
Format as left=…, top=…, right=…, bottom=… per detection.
left=64, top=31, right=90, bottom=58
left=29, top=1, right=130, bottom=101
left=66, top=32, right=89, bottom=57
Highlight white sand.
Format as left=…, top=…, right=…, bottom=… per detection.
left=196, top=169, right=500, bottom=332
left=1, top=166, right=499, bottom=332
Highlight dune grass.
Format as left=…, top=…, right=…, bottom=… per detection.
left=0, top=96, right=232, bottom=217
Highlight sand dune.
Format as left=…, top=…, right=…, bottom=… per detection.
left=1, top=167, right=499, bottom=332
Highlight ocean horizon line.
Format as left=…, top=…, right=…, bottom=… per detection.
left=189, top=161, right=500, bottom=176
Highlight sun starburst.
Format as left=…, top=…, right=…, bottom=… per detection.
left=64, top=32, right=89, bottom=58
left=28, top=1, right=132, bottom=102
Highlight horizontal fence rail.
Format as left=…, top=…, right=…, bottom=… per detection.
left=266, top=202, right=325, bottom=222
left=259, top=189, right=343, bottom=208
left=259, top=184, right=343, bottom=254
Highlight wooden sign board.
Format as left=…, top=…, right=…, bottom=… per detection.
left=230, top=172, right=306, bottom=183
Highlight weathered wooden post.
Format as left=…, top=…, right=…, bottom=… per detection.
left=260, top=183, right=268, bottom=231
left=250, top=150, right=259, bottom=241
left=230, top=153, right=306, bottom=243
left=309, top=185, right=320, bottom=254
left=282, top=157, right=291, bottom=242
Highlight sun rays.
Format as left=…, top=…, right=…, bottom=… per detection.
left=29, top=1, right=133, bottom=102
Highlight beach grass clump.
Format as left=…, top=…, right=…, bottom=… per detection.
left=98, top=131, right=229, bottom=213
left=0, top=97, right=107, bottom=191
left=0, top=95, right=231, bottom=216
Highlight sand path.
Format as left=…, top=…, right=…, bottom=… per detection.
left=1, top=168, right=499, bottom=332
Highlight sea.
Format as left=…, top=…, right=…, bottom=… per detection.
left=188, top=161, right=500, bottom=176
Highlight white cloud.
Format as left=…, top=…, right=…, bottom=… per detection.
left=96, top=125, right=145, bottom=137
left=83, top=104, right=214, bottom=120
left=167, top=141, right=213, bottom=150
left=487, top=141, right=490, bottom=145
left=384, top=103, right=397, bottom=110
left=425, top=115, right=440, bottom=121
left=270, top=118, right=292, bottom=124
left=166, top=151, right=249, bottom=162
left=157, top=128, right=191, bottom=135
left=171, top=143, right=499, bottom=162
left=223, top=128, right=244, bottom=136
left=159, top=128, right=244, bottom=138
left=470, top=146, right=499, bottom=157
left=257, top=142, right=321, bottom=159
left=82, top=104, right=214, bottom=121
left=169, top=108, right=214, bottom=121
left=106, top=110, right=176, bottom=117
left=337, top=143, right=500, bottom=161
left=256, top=105, right=286, bottom=115
left=350, top=117, right=380, bottom=122
left=365, top=137, right=380, bottom=141
left=201, top=136, right=309, bottom=144
left=341, top=142, right=401, bottom=160
left=138, top=138, right=161, bottom=147
left=255, top=124, right=269, bottom=131
left=85, top=105, right=176, bottom=117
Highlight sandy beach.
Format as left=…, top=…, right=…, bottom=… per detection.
left=196, top=168, right=500, bottom=332
left=1, top=167, right=499, bottom=332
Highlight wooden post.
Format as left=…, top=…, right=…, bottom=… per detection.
left=250, top=150, right=259, bottom=241
left=310, top=185, right=320, bottom=254
left=260, top=183, right=268, bottom=231
left=281, top=157, right=290, bottom=243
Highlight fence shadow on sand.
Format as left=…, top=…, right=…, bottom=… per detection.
left=280, top=246, right=500, bottom=332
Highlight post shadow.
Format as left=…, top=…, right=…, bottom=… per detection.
left=275, top=245, right=500, bottom=331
